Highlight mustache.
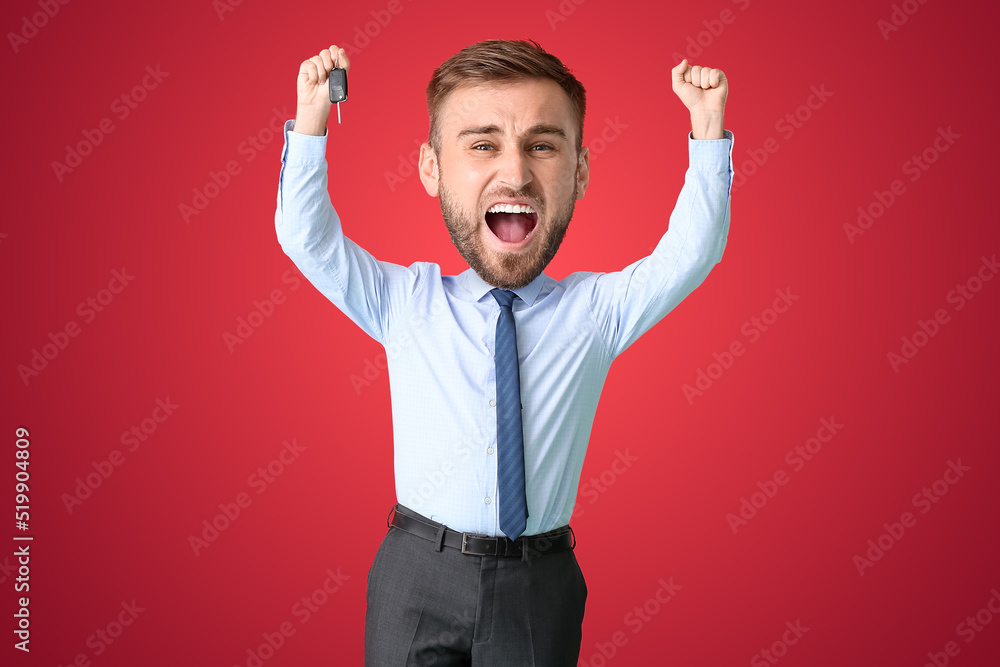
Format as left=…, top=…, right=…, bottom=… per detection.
left=481, top=185, right=544, bottom=212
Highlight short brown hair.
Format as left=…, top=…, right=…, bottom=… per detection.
left=426, top=39, right=587, bottom=154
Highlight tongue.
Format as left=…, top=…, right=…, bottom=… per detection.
left=488, top=213, right=531, bottom=242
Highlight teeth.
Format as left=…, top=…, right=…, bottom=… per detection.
left=487, top=203, right=536, bottom=214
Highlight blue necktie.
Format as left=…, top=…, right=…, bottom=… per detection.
left=491, top=288, right=528, bottom=541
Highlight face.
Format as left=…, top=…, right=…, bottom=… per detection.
left=419, top=78, right=589, bottom=289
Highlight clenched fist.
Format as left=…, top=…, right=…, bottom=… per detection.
left=671, top=59, right=726, bottom=139
left=294, top=45, right=352, bottom=136
left=671, top=59, right=727, bottom=114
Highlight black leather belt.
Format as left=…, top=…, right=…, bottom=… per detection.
left=387, top=504, right=575, bottom=557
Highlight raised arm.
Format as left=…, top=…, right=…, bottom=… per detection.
left=589, top=59, right=733, bottom=359
left=275, top=45, right=419, bottom=344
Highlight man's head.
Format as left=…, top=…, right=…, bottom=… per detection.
left=418, top=40, right=590, bottom=290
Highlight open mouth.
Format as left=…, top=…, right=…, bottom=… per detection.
left=485, top=203, right=538, bottom=243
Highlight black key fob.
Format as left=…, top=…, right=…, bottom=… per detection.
left=329, top=67, right=348, bottom=104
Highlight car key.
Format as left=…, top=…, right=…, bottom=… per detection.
left=328, top=65, right=348, bottom=124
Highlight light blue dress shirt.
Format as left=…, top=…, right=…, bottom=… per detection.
left=275, top=118, right=734, bottom=536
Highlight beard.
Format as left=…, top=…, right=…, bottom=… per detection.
left=438, top=173, right=577, bottom=290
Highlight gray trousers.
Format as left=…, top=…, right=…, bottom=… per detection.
left=364, top=505, right=588, bottom=665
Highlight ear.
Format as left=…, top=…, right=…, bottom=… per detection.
left=575, top=145, right=590, bottom=200
left=418, top=142, right=440, bottom=197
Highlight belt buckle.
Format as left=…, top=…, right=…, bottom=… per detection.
left=461, top=533, right=493, bottom=556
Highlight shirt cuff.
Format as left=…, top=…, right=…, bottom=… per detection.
left=688, top=128, right=734, bottom=173
left=281, top=118, right=328, bottom=165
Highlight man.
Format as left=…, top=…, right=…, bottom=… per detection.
left=276, top=39, right=733, bottom=665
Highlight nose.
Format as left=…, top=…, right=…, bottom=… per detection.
left=497, top=146, right=533, bottom=190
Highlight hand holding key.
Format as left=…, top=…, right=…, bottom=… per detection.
left=329, top=66, right=348, bottom=124
left=295, top=45, right=352, bottom=136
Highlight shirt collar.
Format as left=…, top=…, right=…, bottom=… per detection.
left=459, top=267, right=548, bottom=307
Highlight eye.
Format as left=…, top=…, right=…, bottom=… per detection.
left=530, top=144, right=554, bottom=152
left=472, top=143, right=494, bottom=151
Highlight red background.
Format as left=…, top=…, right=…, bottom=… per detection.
left=4, top=0, right=999, bottom=664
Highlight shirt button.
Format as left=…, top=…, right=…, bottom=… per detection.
left=489, top=399, right=496, bottom=407
left=487, top=447, right=494, bottom=454
left=484, top=497, right=492, bottom=504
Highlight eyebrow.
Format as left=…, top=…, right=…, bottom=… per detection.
left=456, top=124, right=568, bottom=141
